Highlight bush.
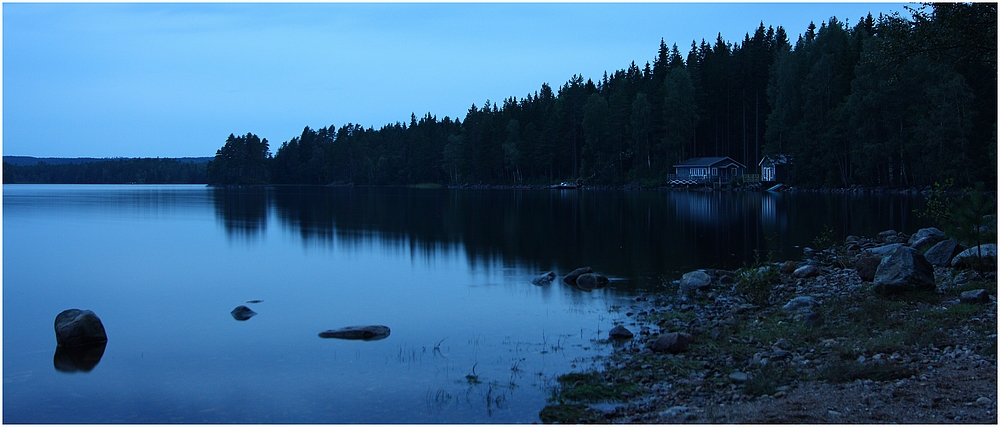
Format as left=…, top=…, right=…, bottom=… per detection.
left=734, top=253, right=780, bottom=306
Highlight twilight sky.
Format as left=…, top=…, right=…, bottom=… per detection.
left=3, top=2, right=913, bottom=158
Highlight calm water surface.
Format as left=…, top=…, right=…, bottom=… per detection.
left=2, top=185, right=930, bottom=423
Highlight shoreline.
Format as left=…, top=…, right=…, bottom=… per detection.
left=541, top=230, right=998, bottom=423
left=200, top=181, right=954, bottom=196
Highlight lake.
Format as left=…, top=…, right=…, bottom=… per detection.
left=2, top=184, right=931, bottom=423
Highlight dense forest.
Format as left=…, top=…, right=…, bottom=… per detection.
left=3, top=158, right=208, bottom=184
left=204, top=4, right=991, bottom=189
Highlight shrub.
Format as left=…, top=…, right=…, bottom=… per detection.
left=734, top=253, right=780, bottom=306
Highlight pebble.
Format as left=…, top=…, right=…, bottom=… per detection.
left=782, top=296, right=817, bottom=312
left=729, top=372, right=749, bottom=383
left=658, top=406, right=688, bottom=418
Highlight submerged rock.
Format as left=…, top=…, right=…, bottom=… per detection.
left=231, top=305, right=257, bottom=321
left=531, top=271, right=556, bottom=285
left=575, top=273, right=610, bottom=290
left=54, top=309, right=108, bottom=347
left=563, top=267, right=594, bottom=286
left=319, top=325, right=391, bottom=341
left=609, top=325, right=634, bottom=340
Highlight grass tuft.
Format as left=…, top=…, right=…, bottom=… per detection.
left=552, top=371, right=639, bottom=403
left=539, top=403, right=601, bottom=424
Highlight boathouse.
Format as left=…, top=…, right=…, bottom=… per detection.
left=758, top=154, right=791, bottom=183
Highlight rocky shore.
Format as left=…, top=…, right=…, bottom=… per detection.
left=541, top=229, right=997, bottom=423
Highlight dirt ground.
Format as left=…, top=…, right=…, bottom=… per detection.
left=689, top=360, right=997, bottom=424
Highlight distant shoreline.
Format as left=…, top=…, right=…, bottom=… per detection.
left=3, top=156, right=213, bottom=166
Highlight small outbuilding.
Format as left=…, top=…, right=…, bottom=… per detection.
left=759, top=154, right=791, bottom=183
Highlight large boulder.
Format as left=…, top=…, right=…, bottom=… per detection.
left=855, top=255, right=882, bottom=282
left=911, top=236, right=943, bottom=253
left=866, top=243, right=904, bottom=257
left=678, top=270, right=711, bottom=293
left=563, top=267, right=593, bottom=286
left=651, top=332, right=692, bottom=354
left=951, top=244, right=998, bottom=269
left=924, top=239, right=964, bottom=266
left=877, top=230, right=907, bottom=244
left=319, top=325, right=391, bottom=341
left=873, top=246, right=936, bottom=295
left=54, top=309, right=108, bottom=347
left=907, top=227, right=946, bottom=246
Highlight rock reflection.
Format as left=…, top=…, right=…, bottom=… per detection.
left=53, top=341, right=107, bottom=373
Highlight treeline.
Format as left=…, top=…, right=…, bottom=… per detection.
left=208, top=4, right=996, bottom=189
left=3, top=158, right=208, bottom=184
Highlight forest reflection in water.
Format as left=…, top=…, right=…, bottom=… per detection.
left=3, top=184, right=933, bottom=423
left=212, top=186, right=930, bottom=286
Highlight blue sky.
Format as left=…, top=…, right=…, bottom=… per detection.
left=3, top=2, right=913, bottom=158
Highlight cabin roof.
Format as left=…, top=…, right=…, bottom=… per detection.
left=759, top=154, right=792, bottom=166
left=673, top=156, right=746, bottom=169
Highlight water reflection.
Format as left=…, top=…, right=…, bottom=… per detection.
left=4, top=185, right=935, bottom=424
left=211, top=187, right=268, bottom=237
left=53, top=342, right=107, bottom=373
left=210, top=187, right=931, bottom=285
